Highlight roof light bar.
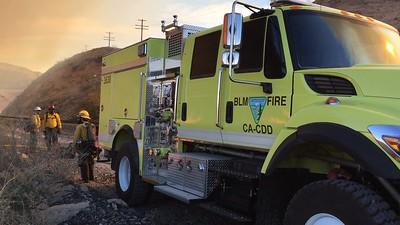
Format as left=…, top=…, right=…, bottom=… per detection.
left=270, top=0, right=316, bottom=7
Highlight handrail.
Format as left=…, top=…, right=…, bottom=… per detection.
left=138, top=72, right=146, bottom=122
left=215, top=68, right=223, bottom=129
left=173, top=75, right=180, bottom=121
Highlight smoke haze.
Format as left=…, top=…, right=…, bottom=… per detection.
left=0, top=0, right=96, bottom=72
left=0, top=0, right=267, bottom=72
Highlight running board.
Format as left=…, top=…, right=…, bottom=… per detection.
left=198, top=202, right=253, bottom=223
left=154, top=185, right=203, bottom=204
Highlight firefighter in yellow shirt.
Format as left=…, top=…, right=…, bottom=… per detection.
left=29, top=106, right=42, bottom=151
left=73, top=110, right=97, bottom=182
left=43, top=105, right=62, bottom=150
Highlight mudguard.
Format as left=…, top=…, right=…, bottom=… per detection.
left=262, top=123, right=400, bottom=179
left=111, top=125, right=137, bottom=170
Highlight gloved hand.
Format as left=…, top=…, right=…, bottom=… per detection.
left=57, top=128, right=61, bottom=134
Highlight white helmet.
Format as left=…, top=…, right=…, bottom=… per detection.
left=34, top=106, right=42, bottom=111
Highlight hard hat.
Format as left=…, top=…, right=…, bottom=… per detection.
left=79, top=110, right=91, bottom=120
left=48, top=105, right=55, bottom=110
left=34, top=106, right=42, bottom=111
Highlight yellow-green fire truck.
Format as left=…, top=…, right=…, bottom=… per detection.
left=99, top=0, right=400, bottom=224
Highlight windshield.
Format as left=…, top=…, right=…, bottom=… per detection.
left=285, top=10, right=400, bottom=70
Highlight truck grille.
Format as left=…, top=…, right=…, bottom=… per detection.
left=305, top=75, right=357, bottom=95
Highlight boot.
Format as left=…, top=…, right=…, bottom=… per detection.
left=88, top=159, right=94, bottom=181
left=80, top=164, right=89, bottom=183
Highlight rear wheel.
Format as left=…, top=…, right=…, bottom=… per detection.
left=115, top=142, right=152, bottom=206
left=284, top=179, right=399, bottom=225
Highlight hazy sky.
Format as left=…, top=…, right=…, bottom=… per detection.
left=0, top=0, right=269, bottom=72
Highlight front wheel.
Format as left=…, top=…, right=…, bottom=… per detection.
left=284, top=180, right=399, bottom=225
left=115, top=142, right=152, bottom=206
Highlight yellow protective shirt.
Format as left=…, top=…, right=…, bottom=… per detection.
left=43, top=113, right=62, bottom=129
left=73, top=122, right=96, bottom=144
left=31, top=114, right=41, bottom=130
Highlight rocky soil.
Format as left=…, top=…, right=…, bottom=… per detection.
left=46, top=162, right=249, bottom=225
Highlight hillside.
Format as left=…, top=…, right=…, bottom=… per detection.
left=0, top=63, right=40, bottom=89
left=315, top=0, right=400, bottom=29
left=0, top=63, right=40, bottom=112
left=3, top=47, right=118, bottom=122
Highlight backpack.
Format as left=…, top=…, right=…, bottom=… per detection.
left=78, top=124, right=99, bottom=165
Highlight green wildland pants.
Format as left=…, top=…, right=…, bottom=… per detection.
left=45, top=128, right=58, bottom=150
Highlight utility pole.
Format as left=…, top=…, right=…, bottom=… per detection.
left=135, top=19, right=149, bottom=41
left=104, top=32, right=115, bottom=47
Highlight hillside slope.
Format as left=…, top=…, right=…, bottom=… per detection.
left=0, top=63, right=40, bottom=89
left=315, top=0, right=400, bottom=29
left=0, top=63, right=40, bottom=112
left=3, top=47, right=117, bottom=122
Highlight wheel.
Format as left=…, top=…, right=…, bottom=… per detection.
left=115, top=142, right=152, bottom=206
left=284, top=179, right=399, bottom=225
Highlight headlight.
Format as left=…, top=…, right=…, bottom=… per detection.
left=368, top=125, right=400, bottom=161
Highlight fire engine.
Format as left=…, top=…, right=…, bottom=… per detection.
left=99, top=0, right=400, bottom=224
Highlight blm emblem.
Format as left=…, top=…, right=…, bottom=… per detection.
left=249, top=97, right=266, bottom=124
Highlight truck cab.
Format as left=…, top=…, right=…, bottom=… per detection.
left=99, top=1, right=400, bottom=224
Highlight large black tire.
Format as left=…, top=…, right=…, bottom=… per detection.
left=115, top=142, right=152, bottom=206
left=284, top=179, right=399, bottom=225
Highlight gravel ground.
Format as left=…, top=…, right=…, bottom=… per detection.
left=58, top=163, right=250, bottom=225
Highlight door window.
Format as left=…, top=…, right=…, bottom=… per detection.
left=235, top=17, right=267, bottom=73
left=190, top=31, right=221, bottom=79
left=264, top=16, right=286, bottom=79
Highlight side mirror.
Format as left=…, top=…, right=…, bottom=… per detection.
left=221, top=51, right=240, bottom=68
left=223, top=13, right=243, bottom=49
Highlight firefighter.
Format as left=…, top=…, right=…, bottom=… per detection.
left=73, top=110, right=97, bottom=183
left=29, top=106, right=42, bottom=151
left=43, top=105, right=62, bottom=150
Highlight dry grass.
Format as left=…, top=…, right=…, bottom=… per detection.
left=0, top=118, right=76, bottom=225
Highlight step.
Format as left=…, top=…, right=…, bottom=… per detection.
left=154, top=185, right=203, bottom=204
left=197, top=202, right=253, bottom=223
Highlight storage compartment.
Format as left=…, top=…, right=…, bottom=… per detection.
left=167, top=152, right=231, bottom=198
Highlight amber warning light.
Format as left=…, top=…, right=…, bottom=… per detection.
left=325, top=97, right=340, bottom=105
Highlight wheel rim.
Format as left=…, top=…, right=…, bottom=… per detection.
left=305, top=213, right=345, bottom=225
left=119, top=156, right=131, bottom=192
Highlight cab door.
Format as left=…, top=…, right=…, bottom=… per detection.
left=220, top=14, right=293, bottom=152
left=177, top=30, right=224, bottom=144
